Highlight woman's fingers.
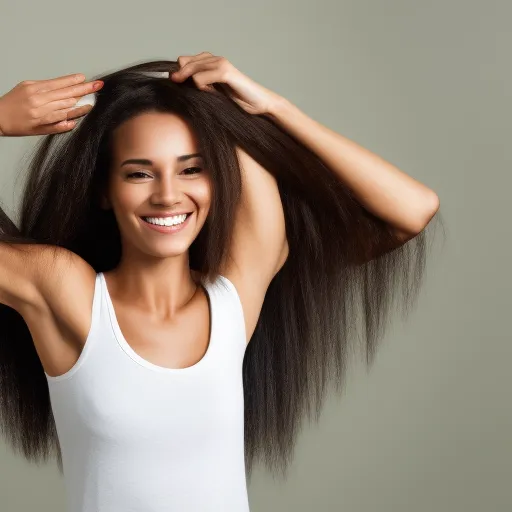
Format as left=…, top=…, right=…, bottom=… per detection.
left=35, top=119, right=77, bottom=135
left=34, top=73, right=85, bottom=90
left=33, top=96, right=79, bottom=118
left=34, top=96, right=92, bottom=121
left=37, top=79, right=103, bottom=104
left=172, top=56, right=219, bottom=82
left=34, top=73, right=86, bottom=91
left=65, top=104, right=94, bottom=120
left=30, top=75, right=102, bottom=132
left=38, top=103, right=93, bottom=126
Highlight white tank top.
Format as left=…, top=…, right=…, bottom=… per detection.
left=44, top=272, right=249, bottom=512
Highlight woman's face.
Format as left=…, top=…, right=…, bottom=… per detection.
left=102, top=111, right=212, bottom=259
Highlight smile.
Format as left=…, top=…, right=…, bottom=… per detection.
left=139, top=212, right=193, bottom=234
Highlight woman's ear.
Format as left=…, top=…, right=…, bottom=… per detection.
left=98, top=190, right=111, bottom=210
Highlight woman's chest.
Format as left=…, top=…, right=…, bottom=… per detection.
left=114, top=297, right=212, bottom=371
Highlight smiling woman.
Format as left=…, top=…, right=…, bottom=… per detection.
left=97, top=110, right=214, bottom=265
left=0, top=57, right=442, bottom=511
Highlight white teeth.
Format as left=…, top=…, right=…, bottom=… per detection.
left=143, top=214, right=188, bottom=226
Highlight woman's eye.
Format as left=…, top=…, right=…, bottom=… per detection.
left=182, top=167, right=202, bottom=175
left=127, top=171, right=149, bottom=179
left=127, top=168, right=202, bottom=179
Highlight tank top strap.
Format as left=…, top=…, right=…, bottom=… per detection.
left=91, top=272, right=103, bottom=322
left=203, top=274, right=247, bottom=352
left=44, top=272, right=103, bottom=382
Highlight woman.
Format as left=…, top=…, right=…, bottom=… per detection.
left=0, top=53, right=442, bottom=511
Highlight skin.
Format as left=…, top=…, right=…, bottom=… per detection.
left=100, top=111, right=212, bottom=321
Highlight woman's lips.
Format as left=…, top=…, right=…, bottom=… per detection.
left=139, top=212, right=193, bottom=234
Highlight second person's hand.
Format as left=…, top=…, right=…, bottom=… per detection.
left=0, top=73, right=104, bottom=137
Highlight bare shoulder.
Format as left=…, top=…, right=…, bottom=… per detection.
left=22, top=246, right=97, bottom=377
left=27, top=246, right=96, bottom=314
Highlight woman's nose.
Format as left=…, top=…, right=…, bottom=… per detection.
left=151, top=175, right=182, bottom=204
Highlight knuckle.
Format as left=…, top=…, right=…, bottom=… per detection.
left=26, top=95, right=40, bottom=108
left=26, top=82, right=39, bottom=92
left=27, top=107, right=38, bottom=119
left=22, top=83, right=36, bottom=97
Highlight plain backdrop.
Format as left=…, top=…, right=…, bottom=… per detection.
left=0, top=1, right=509, bottom=511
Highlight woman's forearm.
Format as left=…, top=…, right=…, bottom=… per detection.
left=267, top=96, right=439, bottom=236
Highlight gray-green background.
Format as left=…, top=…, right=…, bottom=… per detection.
left=0, top=1, right=509, bottom=510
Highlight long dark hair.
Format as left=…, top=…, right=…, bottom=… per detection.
left=0, top=59, right=444, bottom=481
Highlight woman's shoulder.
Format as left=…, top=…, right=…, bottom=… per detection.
left=20, top=248, right=97, bottom=377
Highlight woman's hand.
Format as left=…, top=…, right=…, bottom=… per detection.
left=0, top=74, right=104, bottom=137
left=170, top=52, right=281, bottom=116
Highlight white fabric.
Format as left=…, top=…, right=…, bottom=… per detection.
left=45, top=272, right=249, bottom=512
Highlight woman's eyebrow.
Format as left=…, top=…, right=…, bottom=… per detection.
left=120, top=153, right=203, bottom=167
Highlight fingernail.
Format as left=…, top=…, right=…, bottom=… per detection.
left=93, top=81, right=104, bottom=89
